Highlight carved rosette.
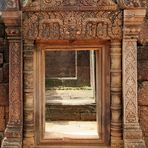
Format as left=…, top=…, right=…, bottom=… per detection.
left=4, top=0, right=20, bottom=10
left=123, top=9, right=147, bottom=147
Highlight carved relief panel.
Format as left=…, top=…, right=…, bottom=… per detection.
left=22, top=0, right=117, bottom=11
left=23, top=11, right=122, bottom=40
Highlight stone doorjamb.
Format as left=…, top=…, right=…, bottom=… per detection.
left=1, top=10, right=23, bottom=148
left=122, top=9, right=146, bottom=147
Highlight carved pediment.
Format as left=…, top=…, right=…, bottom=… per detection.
left=22, top=0, right=117, bottom=11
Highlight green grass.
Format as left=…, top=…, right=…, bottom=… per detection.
left=46, top=86, right=92, bottom=90
left=45, top=79, right=91, bottom=89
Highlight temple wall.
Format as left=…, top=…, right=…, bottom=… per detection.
left=0, top=23, right=9, bottom=145
left=138, top=43, right=148, bottom=147
left=0, top=8, right=147, bottom=147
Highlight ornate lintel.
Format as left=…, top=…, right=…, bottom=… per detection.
left=23, top=11, right=122, bottom=41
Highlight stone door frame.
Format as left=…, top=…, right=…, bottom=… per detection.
left=1, top=0, right=147, bottom=147
left=34, top=40, right=110, bottom=147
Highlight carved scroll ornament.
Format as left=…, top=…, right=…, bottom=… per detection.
left=117, top=0, right=147, bottom=8
left=22, top=0, right=117, bottom=11
left=2, top=0, right=20, bottom=10
left=23, top=11, right=122, bottom=40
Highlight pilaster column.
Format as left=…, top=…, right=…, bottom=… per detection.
left=23, top=40, right=34, bottom=147
left=123, top=9, right=146, bottom=147
left=1, top=11, right=23, bottom=147
left=111, top=40, right=123, bottom=147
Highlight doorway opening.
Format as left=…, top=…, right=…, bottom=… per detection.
left=35, top=41, right=110, bottom=146
left=45, top=50, right=97, bottom=139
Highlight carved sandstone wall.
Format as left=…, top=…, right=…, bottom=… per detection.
left=137, top=12, right=148, bottom=147
left=0, top=22, right=9, bottom=145
left=0, top=1, right=147, bottom=147
left=138, top=43, right=148, bottom=147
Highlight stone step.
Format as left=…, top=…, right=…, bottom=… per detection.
left=45, top=103, right=96, bottom=121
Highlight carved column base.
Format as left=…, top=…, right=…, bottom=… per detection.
left=2, top=138, right=22, bottom=148
left=111, top=140, right=124, bottom=148
left=124, top=124, right=146, bottom=148
left=1, top=125, right=22, bottom=148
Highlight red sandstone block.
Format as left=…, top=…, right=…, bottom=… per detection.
left=138, top=82, right=148, bottom=106
left=0, top=68, right=3, bottom=82
left=0, top=106, right=5, bottom=131
left=3, top=48, right=9, bottom=63
left=0, top=84, right=8, bottom=106
left=138, top=82, right=148, bottom=105
left=5, top=106, right=9, bottom=125
left=138, top=60, right=148, bottom=81
left=138, top=45, right=148, bottom=60
left=139, top=106, right=148, bottom=135
left=3, top=63, right=9, bottom=83
left=0, top=53, right=3, bottom=65
left=0, top=39, right=4, bottom=53
left=144, top=137, right=148, bottom=148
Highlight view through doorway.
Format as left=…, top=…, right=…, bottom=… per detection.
left=44, top=49, right=98, bottom=139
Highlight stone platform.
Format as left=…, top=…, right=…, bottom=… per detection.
left=45, top=89, right=96, bottom=121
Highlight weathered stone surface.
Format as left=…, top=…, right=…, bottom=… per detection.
left=0, top=68, right=3, bottom=82
left=24, top=110, right=34, bottom=124
left=138, top=82, right=148, bottom=106
left=24, top=57, right=33, bottom=71
left=0, top=132, right=4, bottom=146
left=81, top=113, right=96, bottom=121
left=138, top=45, right=148, bottom=60
left=3, top=63, right=9, bottom=83
left=0, top=107, right=5, bottom=131
left=5, top=106, right=9, bottom=126
left=24, top=93, right=34, bottom=109
left=144, top=137, right=148, bottom=147
left=138, top=61, right=148, bottom=81
left=0, top=39, right=4, bottom=52
left=3, top=44, right=9, bottom=63
left=24, top=72, right=33, bottom=89
left=139, top=106, right=148, bottom=147
left=0, top=84, right=8, bottom=106
left=23, top=124, right=34, bottom=138
left=0, top=53, right=3, bottom=65
left=23, top=138, right=34, bottom=148
left=46, top=104, right=96, bottom=121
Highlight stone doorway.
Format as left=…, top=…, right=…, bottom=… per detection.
left=35, top=41, right=110, bottom=146
left=0, top=0, right=147, bottom=147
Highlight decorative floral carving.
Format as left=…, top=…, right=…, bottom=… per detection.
left=23, top=12, right=39, bottom=39
left=9, top=42, right=22, bottom=124
left=123, top=40, right=138, bottom=124
left=5, top=0, right=18, bottom=9
left=22, top=0, right=117, bottom=11
left=117, top=0, right=147, bottom=8
left=23, top=11, right=122, bottom=40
